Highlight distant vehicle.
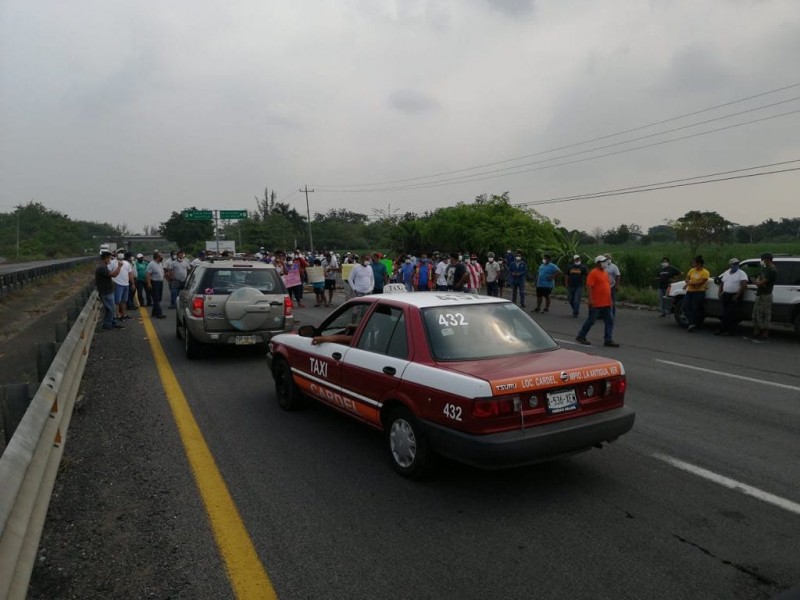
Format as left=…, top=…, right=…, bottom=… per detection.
left=99, top=242, right=117, bottom=254
left=666, top=256, right=800, bottom=334
left=176, top=258, right=293, bottom=359
left=205, top=240, right=236, bottom=255
left=267, top=292, right=634, bottom=478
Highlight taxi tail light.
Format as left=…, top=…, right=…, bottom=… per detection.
left=472, top=395, right=519, bottom=418
left=284, top=295, right=293, bottom=318
left=603, top=376, right=626, bottom=397
left=191, top=295, right=204, bottom=318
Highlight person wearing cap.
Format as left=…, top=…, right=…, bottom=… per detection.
left=145, top=252, right=167, bottom=319
left=465, top=254, right=484, bottom=294
left=371, top=252, right=389, bottom=293
left=191, top=250, right=206, bottom=267
left=604, top=253, right=621, bottom=317
left=484, top=252, right=502, bottom=297
left=576, top=256, right=619, bottom=347
left=565, top=254, right=588, bottom=317
left=655, top=257, right=681, bottom=317
left=752, top=253, right=777, bottom=342
left=716, top=258, right=749, bottom=335
left=533, top=253, right=561, bottom=314
left=134, top=253, right=151, bottom=307
left=96, top=251, right=125, bottom=330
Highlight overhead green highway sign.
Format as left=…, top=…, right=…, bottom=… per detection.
left=183, top=210, right=213, bottom=221
left=219, top=210, right=248, bottom=219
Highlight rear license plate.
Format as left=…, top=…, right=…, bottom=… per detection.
left=235, top=335, right=257, bottom=345
left=547, top=389, right=578, bottom=414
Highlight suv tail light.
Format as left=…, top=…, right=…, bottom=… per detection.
left=471, top=395, right=519, bottom=418
left=284, top=295, right=293, bottom=319
left=191, top=295, right=205, bottom=318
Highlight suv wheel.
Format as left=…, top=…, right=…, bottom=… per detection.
left=794, top=310, right=800, bottom=335
left=274, top=358, right=302, bottom=410
left=175, top=313, right=182, bottom=339
left=385, top=406, right=434, bottom=479
left=184, top=327, right=201, bottom=359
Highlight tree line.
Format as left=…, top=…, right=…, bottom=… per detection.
left=1, top=196, right=797, bottom=265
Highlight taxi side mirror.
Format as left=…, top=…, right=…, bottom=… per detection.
left=297, top=324, right=316, bottom=338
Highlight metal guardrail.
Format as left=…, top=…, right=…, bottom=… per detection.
left=0, top=291, right=99, bottom=599
left=0, top=257, right=95, bottom=297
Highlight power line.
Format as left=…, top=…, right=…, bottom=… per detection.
left=520, top=165, right=800, bottom=207
left=313, top=81, right=800, bottom=188
left=317, top=108, right=800, bottom=193
left=515, top=159, right=800, bottom=205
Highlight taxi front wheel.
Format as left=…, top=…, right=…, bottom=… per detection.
left=274, top=358, right=303, bottom=411
left=386, top=407, right=434, bottom=479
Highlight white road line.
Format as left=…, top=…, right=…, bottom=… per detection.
left=655, top=359, right=800, bottom=392
left=555, top=338, right=582, bottom=346
left=653, top=453, right=800, bottom=516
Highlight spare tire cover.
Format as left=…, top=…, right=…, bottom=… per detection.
left=224, top=287, right=273, bottom=331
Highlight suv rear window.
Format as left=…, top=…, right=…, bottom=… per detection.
left=202, top=268, right=283, bottom=295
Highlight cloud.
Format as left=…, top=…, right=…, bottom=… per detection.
left=387, top=89, right=441, bottom=114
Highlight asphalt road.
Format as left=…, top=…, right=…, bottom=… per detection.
left=32, top=292, right=800, bottom=599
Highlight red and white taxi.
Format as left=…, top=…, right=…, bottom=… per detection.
left=267, top=293, right=634, bottom=478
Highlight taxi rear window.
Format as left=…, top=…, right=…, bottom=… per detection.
left=421, top=303, right=557, bottom=360
left=204, top=269, right=282, bottom=295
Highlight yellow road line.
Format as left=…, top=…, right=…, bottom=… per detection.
left=140, top=308, right=277, bottom=599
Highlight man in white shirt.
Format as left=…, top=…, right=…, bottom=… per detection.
left=434, top=253, right=449, bottom=291
left=348, top=257, right=375, bottom=296
left=112, top=253, right=134, bottom=321
left=322, top=251, right=340, bottom=307
left=716, top=257, right=749, bottom=336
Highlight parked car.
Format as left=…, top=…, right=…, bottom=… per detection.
left=267, top=292, right=634, bottom=478
left=666, top=256, right=800, bottom=333
left=176, top=259, right=293, bottom=358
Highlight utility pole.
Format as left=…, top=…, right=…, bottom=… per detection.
left=300, top=185, right=315, bottom=254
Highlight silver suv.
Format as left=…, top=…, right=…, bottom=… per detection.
left=666, top=255, right=800, bottom=334
left=176, top=259, right=293, bottom=358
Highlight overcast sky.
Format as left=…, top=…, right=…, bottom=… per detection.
left=1, top=0, right=798, bottom=237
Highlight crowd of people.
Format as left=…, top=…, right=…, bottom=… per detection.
left=96, top=246, right=780, bottom=344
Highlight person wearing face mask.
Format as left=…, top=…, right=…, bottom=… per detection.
left=370, top=253, right=389, bottom=294
left=400, top=255, right=416, bottom=292
left=484, top=252, right=502, bottom=297
left=533, top=254, right=561, bottom=314
left=508, top=250, right=528, bottom=308
left=348, top=256, right=375, bottom=296
left=435, top=252, right=449, bottom=291
left=683, top=255, right=709, bottom=332
left=752, top=252, right=777, bottom=342
left=576, top=256, right=619, bottom=347
left=715, top=258, right=748, bottom=336
left=604, top=253, right=621, bottom=317
left=566, top=254, right=589, bottom=317
left=466, top=254, right=484, bottom=294
left=655, top=257, right=681, bottom=317
left=134, top=253, right=151, bottom=307
left=412, top=253, right=434, bottom=291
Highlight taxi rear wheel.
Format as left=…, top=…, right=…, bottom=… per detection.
left=386, top=407, right=433, bottom=479
left=274, top=358, right=302, bottom=411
